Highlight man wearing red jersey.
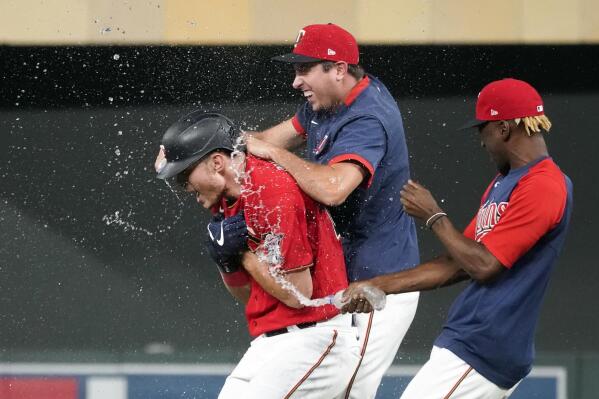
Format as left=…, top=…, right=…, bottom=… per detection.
left=156, top=111, right=359, bottom=399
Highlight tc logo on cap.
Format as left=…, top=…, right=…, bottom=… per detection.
left=294, top=29, right=306, bottom=48
left=274, top=24, right=360, bottom=64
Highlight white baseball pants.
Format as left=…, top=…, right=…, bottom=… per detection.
left=218, top=313, right=360, bottom=399
left=400, top=346, right=521, bottom=399
left=344, top=291, right=420, bottom=399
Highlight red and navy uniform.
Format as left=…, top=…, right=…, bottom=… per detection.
left=293, top=75, right=419, bottom=281
left=435, top=157, right=573, bottom=388
left=222, top=155, right=348, bottom=337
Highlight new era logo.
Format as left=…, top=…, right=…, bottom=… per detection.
left=327, top=48, right=336, bottom=56
left=490, top=109, right=499, bottom=116
left=537, top=105, right=544, bottom=112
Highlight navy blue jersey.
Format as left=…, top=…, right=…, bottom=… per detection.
left=435, top=157, right=573, bottom=388
left=293, top=75, right=419, bottom=281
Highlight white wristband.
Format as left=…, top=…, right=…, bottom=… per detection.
left=425, top=212, right=447, bottom=229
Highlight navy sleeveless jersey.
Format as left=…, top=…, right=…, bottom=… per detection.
left=435, top=157, right=573, bottom=388
left=293, top=75, right=419, bottom=281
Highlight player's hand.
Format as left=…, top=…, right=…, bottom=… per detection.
left=205, top=212, right=249, bottom=273
left=340, top=282, right=374, bottom=314
left=154, top=145, right=167, bottom=173
left=400, top=179, right=444, bottom=222
left=245, top=134, right=277, bottom=161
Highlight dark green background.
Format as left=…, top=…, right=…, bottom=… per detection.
left=1, top=46, right=597, bottom=385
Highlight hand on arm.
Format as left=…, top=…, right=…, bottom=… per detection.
left=247, top=116, right=385, bottom=207
left=400, top=180, right=504, bottom=283
left=246, top=118, right=305, bottom=151
left=241, top=251, right=313, bottom=308
left=341, top=254, right=468, bottom=313
left=247, top=135, right=366, bottom=206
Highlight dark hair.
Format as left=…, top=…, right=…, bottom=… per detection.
left=294, top=61, right=365, bottom=80
left=321, top=61, right=365, bottom=80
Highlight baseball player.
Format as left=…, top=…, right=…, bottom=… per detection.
left=156, top=111, right=360, bottom=399
left=243, top=23, right=420, bottom=398
left=342, top=78, right=574, bottom=398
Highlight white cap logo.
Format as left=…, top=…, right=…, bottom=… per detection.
left=537, top=105, right=544, bottom=112
left=294, top=29, right=306, bottom=48
left=490, top=109, right=499, bottom=116
left=327, top=48, right=336, bottom=56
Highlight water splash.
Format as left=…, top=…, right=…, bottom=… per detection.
left=102, top=210, right=154, bottom=236
left=163, top=179, right=185, bottom=206
left=230, top=134, right=248, bottom=183
left=229, top=133, right=341, bottom=308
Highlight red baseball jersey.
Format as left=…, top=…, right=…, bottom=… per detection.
left=221, top=155, right=348, bottom=337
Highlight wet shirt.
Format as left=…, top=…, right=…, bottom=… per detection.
left=222, top=155, right=348, bottom=337
left=435, top=157, right=573, bottom=388
left=293, top=75, right=419, bottom=281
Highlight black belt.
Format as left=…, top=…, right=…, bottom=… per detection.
left=264, top=321, right=317, bottom=337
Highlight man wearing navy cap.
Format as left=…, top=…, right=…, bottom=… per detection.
left=244, top=23, right=420, bottom=398
left=343, top=78, right=574, bottom=398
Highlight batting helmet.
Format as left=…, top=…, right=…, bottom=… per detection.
left=156, top=111, right=236, bottom=179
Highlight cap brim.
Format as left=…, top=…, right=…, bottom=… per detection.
left=271, top=53, right=322, bottom=63
left=156, top=155, right=202, bottom=180
left=458, top=118, right=488, bottom=130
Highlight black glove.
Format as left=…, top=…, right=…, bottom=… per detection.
left=205, top=212, right=249, bottom=273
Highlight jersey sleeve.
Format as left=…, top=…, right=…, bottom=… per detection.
left=244, top=191, right=313, bottom=272
left=480, top=173, right=567, bottom=268
left=327, top=116, right=386, bottom=188
left=463, top=216, right=477, bottom=240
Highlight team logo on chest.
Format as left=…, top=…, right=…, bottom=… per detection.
left=475, top=200, right=509, bottom=241
left=314, top=132, right=330, bottom=155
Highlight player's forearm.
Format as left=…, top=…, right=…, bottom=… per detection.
left=219, top=270, right=251, bottom=304
left=430, top=217, right=503, bottom=283
left=269, top=147, right=352, bottom=206
left=223, top=283, right=251, bottom=304
left=241, top=252, right=311, bottom=308
left=370, top=254, right=468, bottom=294
left=250, top=119, right=304, bottom=151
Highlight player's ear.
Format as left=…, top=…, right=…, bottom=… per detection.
left=499, top=120, right=511, bottom=142
left=335, top=61, right=348, bottom=81
left=210, top=152, right=227, bottom=173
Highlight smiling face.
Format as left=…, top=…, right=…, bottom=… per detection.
left=292, top=62, right=342, bottom=112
